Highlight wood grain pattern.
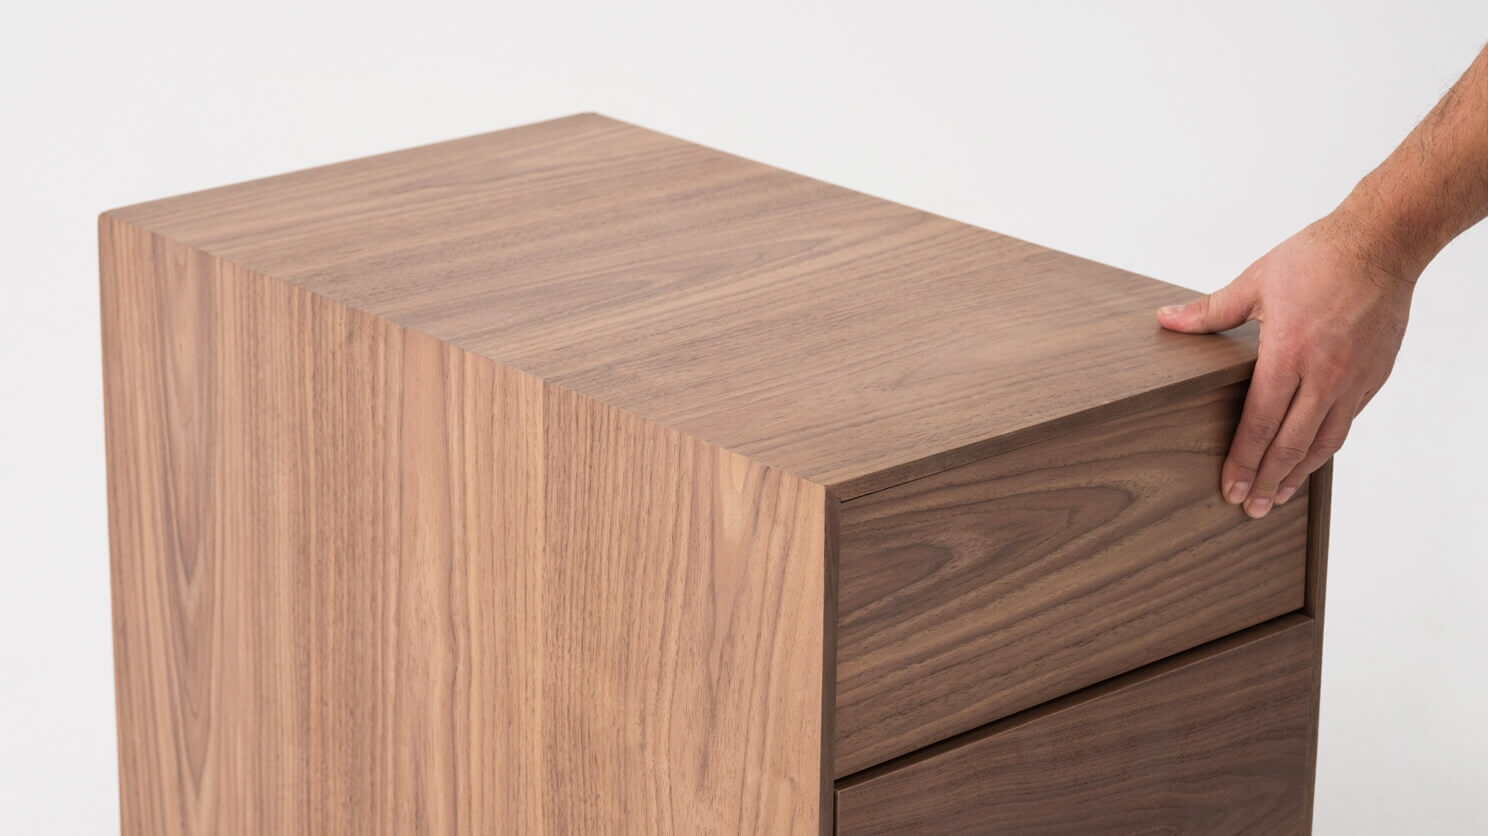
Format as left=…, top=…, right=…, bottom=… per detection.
left=108, top=113, right=1262, bottom=498
left=833, top=382, right=1309, bottom=775
left=99, top=214, right=830, bottom=835
left=102, top=115, right=1334, bottom=831
left=835, top=615, right=1319, bottom=835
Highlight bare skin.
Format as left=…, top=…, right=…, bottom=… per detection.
left=1158, top=42, right=1488, bottom=519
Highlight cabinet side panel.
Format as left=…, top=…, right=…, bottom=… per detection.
left=540, top=383, right=828, bottom=833
left=1302, top=460, right=1333, bottom=830
left=100, top=216, right=829, bottom=834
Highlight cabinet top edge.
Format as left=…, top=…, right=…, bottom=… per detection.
left=102, top=112, right=1260, bottom=495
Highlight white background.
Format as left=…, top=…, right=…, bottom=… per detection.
left=3, top=2, right=1485, bottom=832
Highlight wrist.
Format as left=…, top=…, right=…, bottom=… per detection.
left=1329, top=172, right=1445, bottom=285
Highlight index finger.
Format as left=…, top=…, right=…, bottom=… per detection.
left=1223, top=354, right=1302, bottom=505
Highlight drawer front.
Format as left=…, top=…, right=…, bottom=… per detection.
left=835, top=616, right=1319, bottom=834
left=834, top=383, right=1308, bottom=775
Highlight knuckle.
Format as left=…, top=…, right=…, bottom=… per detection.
left=1225, top=458, right=1258, bottom=479
left=1317, top=354, right=1349, bottom=384
left=1312, top=358, right=1349, bottom=396
left=1313, top=433, right=1347, bottom=455
left=1242, top=420, right=1280, bottom=447
left=1268, top=342, right=1309, bottom=376
left=1271, top=442, right=1309, bottom=467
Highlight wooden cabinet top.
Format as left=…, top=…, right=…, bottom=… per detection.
left=108, top=113, right=1257, bottom=497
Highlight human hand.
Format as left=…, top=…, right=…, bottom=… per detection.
left=1156, top=211, right=1417, bottom=519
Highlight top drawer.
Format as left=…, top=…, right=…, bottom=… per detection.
left=833, top=382, right=1309, bottom=776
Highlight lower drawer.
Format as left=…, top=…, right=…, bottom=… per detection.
left=834, top=615, right=1319, bottom=835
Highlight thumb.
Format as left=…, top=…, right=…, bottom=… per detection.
left=1156, top=281, right=1255, bottom=334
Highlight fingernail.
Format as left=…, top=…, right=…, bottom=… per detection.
left=1274, top=486, right=1297, bottom=505
left=1159, top=305, right=1185, bottom=316
left=1226, top=481, right=1250, bottom=504
left=1244, top=496, right=1272, bottom=519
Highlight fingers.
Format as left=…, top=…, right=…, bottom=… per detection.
left=1221, top=351, right=1301, bottom=510
left=1157, top=281, right=1256, bottom=334
left=1273, top=401, right=1356, bottom=506
left=1240, top=385, right=1334, bottom=519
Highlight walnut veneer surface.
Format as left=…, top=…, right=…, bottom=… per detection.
left=109, top=112, right=1261, bottom=499
left=101, top=113, right=1326, bottom=835
left=835, top=616, right=1320, bottom=834
left=833, top=382, right=1310, bottom=775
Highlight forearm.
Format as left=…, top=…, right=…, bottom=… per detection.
left=1332, top=41, right=1488, bottom=281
